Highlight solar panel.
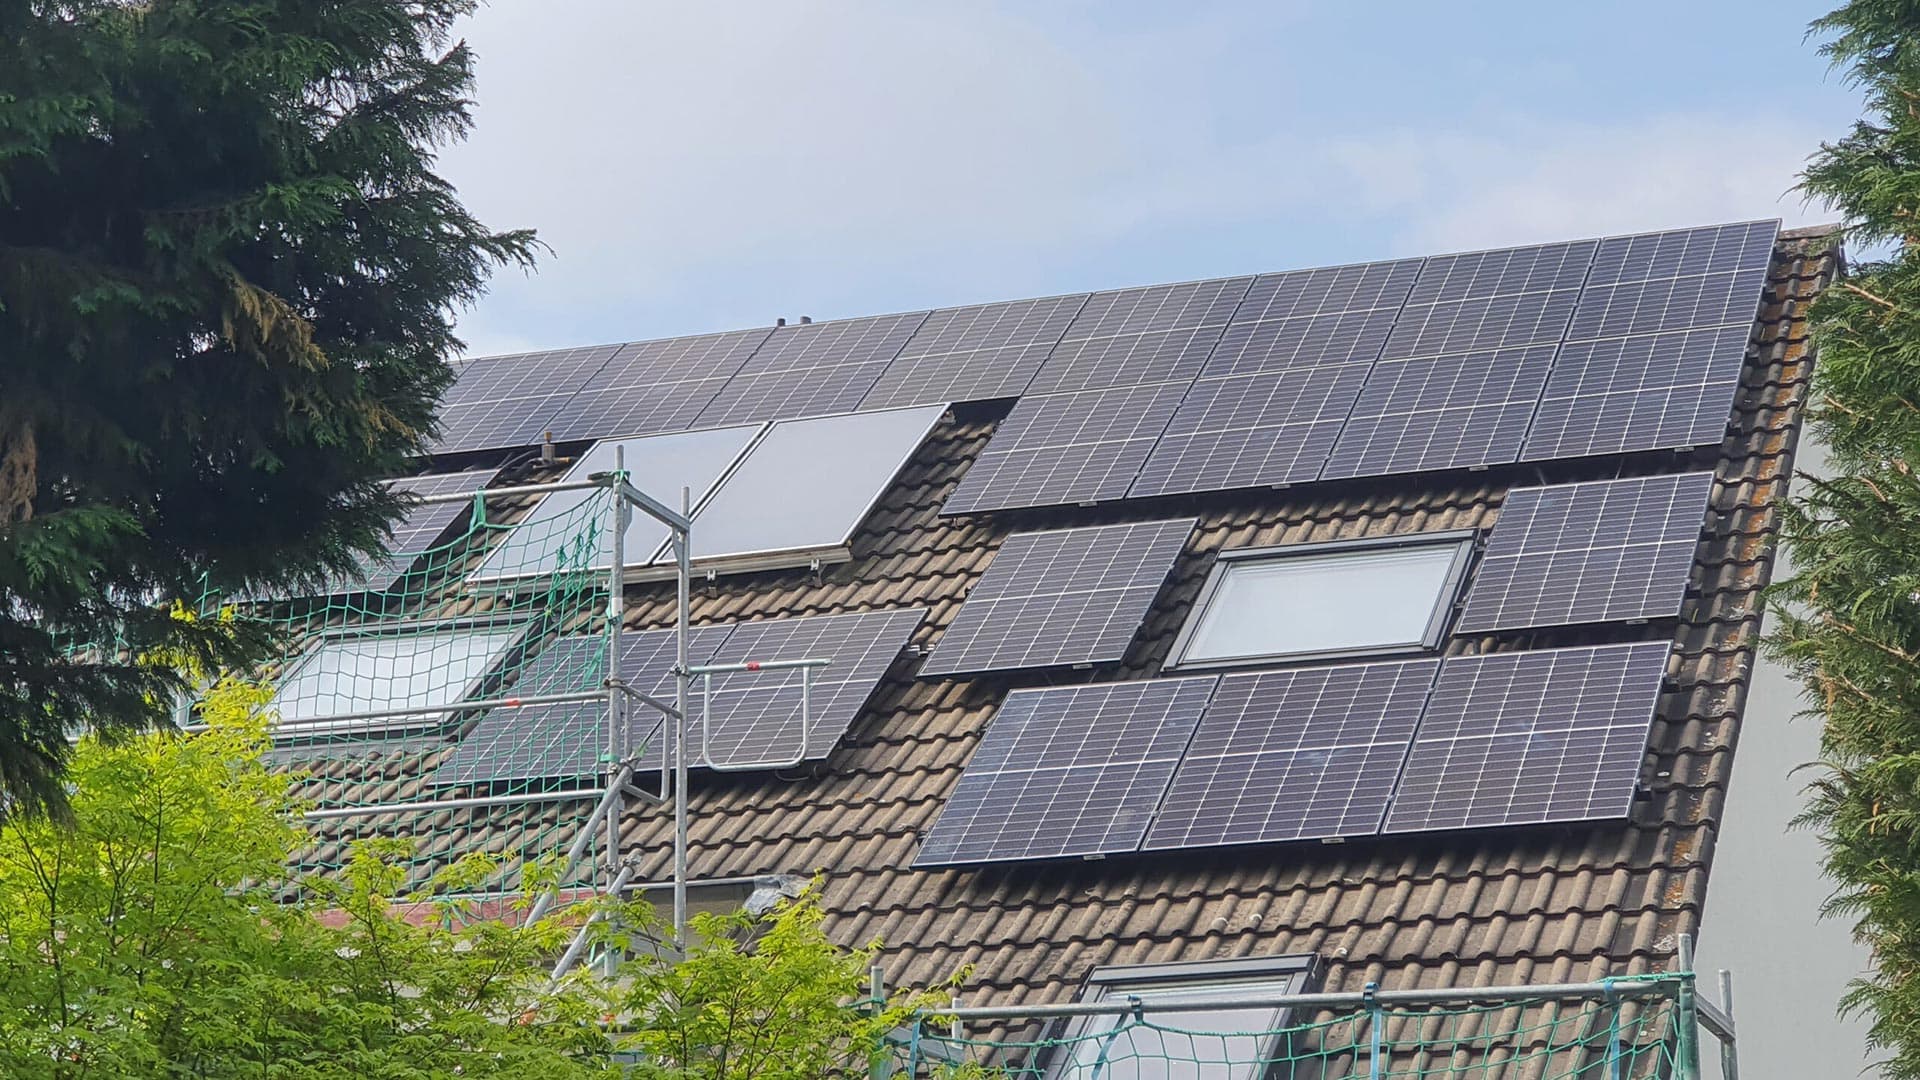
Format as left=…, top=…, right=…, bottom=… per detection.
left=1384, top=642, right=1671, bottom=834
left=1520, top=325, right=1752, bottom=460
left=920, top=518, right=1196, bottom=676
left=943, top=383, right=1189, bottom=513
left=542, top=328, right=772, bottom=442
left=913, top=676, right=1219, bottom=866
left=1198, top=309, right=1399, bottom=379
left=434, top=344, right=627, bottom=453
left=438, top=625, right=735, bottom=784
left=683, top=405, right=945, bottom=563
left=1455, top=472, right=1714, bottom=633
left=469, top=425, right=760, bottom=583
left=694, top=312, right=928, bottom=426
left=1129, top=365, right=1370, bottom=496
left=1143, top=658, right=1439, bottom=850
left=1232, top=259, right=1423, bottom=323
left=1318, top=343, right=1557, bottom=479
left=858, top=295, right=1088, bottom=409
left=348, top=468, right=499, bottom=594
left=1023, top=277, right=1253, bottom=394
left=1567, top=220, right=1777, bottom=341
left=1381, top=240, right=1596, bottom=361
left=695, top=608, right=925, bottom=769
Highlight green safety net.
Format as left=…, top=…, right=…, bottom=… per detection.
left=903, top=981, right=1694, bottom=1079
left=219, top=481, right=648, bottom=905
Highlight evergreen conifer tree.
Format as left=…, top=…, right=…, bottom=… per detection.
left=0, top=0, right=534, bottom=812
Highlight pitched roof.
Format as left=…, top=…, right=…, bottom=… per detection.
left=294, top=224, right=1837, bottom=1014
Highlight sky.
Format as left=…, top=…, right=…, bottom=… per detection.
left=440, top=1, right=1864, bottom=358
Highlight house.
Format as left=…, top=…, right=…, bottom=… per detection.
left=270, top=220, right=1836, bottom=1075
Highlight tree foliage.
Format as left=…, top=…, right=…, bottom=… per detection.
left=0, top=683, right=968, bottom=1078
left=1773, top=3, right=1920, bottom=1074
left=0, top=0, right=536, bottom=813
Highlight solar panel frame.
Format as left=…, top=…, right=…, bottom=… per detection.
left=694, top=608, right=925, bottom=769
left=1232, top=259, right=1424, bottom=323
left=942, top=382, right=1190, bottom=513
left=858, top=294, right=1089, bottom=409
left=1454, top=471, right=1715, bottom=633
left=1318, top=343, right=1558, bottom=479
left=433, top=344, right=629, bottom=452
left=693, top=312, right=929, bottom=427
left=1129, top=364, right=1371, bottom=496
left=1384, top=642, right=1671, bottom=834
left=1142, top=657, right=1440, bottom=850
left=542, top=328, right=772, bottom=442
left=1519, top=324, right=1753, bottom=460
left=913, top=676, right=1220, bottom=866
left=920, top=518, right=1196, bottom=676
left=1380, top=240, right=1596, bottom=362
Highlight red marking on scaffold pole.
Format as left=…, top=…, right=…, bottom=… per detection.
left=505, top=698, right=522, bottom=707
left=745, top=661, right=761, bottom=671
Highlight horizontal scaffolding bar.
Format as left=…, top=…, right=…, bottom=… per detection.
left=932, top=977, right=1687, bottom=1022
left=686, top=657, right=830, bottom=676
left=271, top=689, right=610, bottom=732
left=302, top=785, right=610, bottom=820
left=414, top=478, right=608, bottom=505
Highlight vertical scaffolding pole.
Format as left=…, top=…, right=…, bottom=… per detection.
left=673, top=485, right=692, bottom=942
left=605, top=449, right=627, bottom=904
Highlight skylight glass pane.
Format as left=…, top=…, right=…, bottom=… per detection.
left=683, top=404, right=945, bottom=563
left=471, top=424, right=759, bottom=581
left=1055, top=978, right=1297, bottom=1080
left=271, top=627, right=520, bottom=724
left=1181, top=544, right=1460, bottom=664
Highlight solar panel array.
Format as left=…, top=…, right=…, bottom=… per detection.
left=942, top=383, right=1190, bottom=512
left=542, top=328, right=771, bottom=443
left=438, top=609, right=923, bottom=783
left=1144, top=658, right=1439, bottom=849
left=935, top=221, right=1776, bottom=511
left=1385, top=643, right=1671, bottom=833
left=1024, top=277, right=1253, bottom=395
left=695, top=608, right=925, bottom=769
left=695, top=312, right=930, bottom=427
left=1457, top=472, right=1716, bottom=633
left=917, top=642, right=1670, bottom=865
left=921, top=518, right=1196, bottom=675
left=913, top=677, right=1218, bottom=865
left=435, top=345, right=627, bottom=454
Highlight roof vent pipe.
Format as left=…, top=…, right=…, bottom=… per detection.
left=776, top=317, right=787, bottom=327
left=799, top=315, right=813, bottom=324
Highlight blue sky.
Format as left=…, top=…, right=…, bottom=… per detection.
left=442, top=1, right=1861, bottom=357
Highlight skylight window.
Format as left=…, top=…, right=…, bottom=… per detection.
left=1046, top=957, right=1321, bottom=1080
left=1169, top=533, right=1471, bottom=668
left=269, top=625, right=522, bottom=729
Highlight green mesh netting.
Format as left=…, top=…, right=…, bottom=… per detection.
left=225, top=481, right=653, bottom=904
left=906, top=983, right=1692, bottom=1080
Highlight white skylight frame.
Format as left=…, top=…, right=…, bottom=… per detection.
left=267, top=620, right=527, bottom=735
left=1043, top=956, right=1324, bottom=1080
left=1167, top=532, right=1474, bottom=670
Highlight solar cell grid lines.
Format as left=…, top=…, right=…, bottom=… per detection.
left=1129, top=365, right=1369, bottom=496
left=1455, top=471, right=1715, bottom=633
left=1021, top=277, right=1253, bottom=395
left=1405, top=240, right=1599, bottom=305
left=1198, top=309, right=1398, bottom=380
left=1232, top=259, right=1423, bottom=323
left=694, top=311, right=929, bottom=426
left=1319, top=343, right=1557, bottom=479
left=696, top=608, right=924, bottom=769
left=1144, top=658, right=1440, bottom=849
left=913, top=676, right=1219, bottom=866
left=942, top=383, right=1189, bottom=513
left=1381, top=240, right=1597, bottom=362
left=1582, top=220, right=1779, bottom=288
left=351, top=468, right=499, bottom=593
left=542, top=328, right=771, bottom=442
left=921, top=518, right=1196, bottom=675
left=858, top=294, right=1088, bottom=409
left=1521, top=324, right=1752, bottom=460
left=434, top=344, right=628, bottom=452
left=1384, top=642, right=1672, bottom=834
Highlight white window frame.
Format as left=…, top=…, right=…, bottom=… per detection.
left=1043, top=955, right=1324, bottom=1080
left=1167, top=532, right=1474, bottom=670
left=268, top=618, right=529, bottom=736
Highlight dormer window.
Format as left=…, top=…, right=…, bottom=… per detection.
left=1168, top=533, right=1472, bottom=669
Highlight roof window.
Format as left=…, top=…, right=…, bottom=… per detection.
left=1168, top=533, right=1471, bottom=669
left=1045, top=956, right=1323, bottom=1080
